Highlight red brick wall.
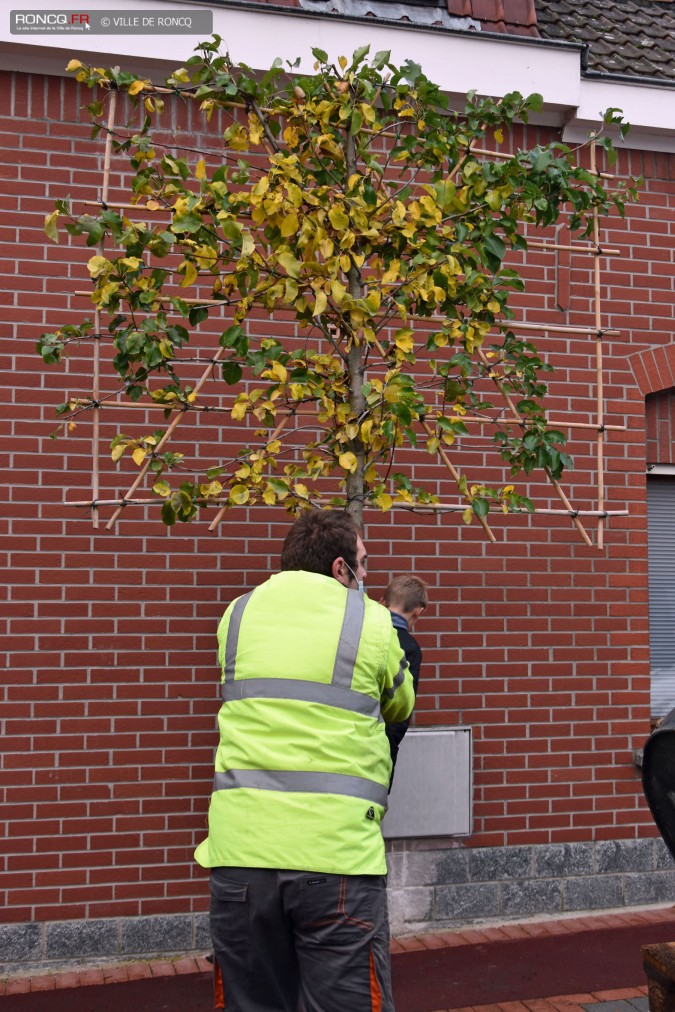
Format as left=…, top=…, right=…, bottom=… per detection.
left=2, top=67, right=674, bottom=924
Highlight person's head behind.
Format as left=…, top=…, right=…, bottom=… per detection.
left=280, top=510, right=365, bottom=588
left=383, top=574, right=429, bottom=622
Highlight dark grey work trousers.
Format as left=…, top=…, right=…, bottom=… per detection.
left=210, top=866, right=395, bottom=1012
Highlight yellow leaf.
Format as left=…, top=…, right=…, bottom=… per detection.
left=330, top=280, right=346, bottom=304
left=262, top=489, right=276, bottom=505
left=462, top=507, right=473, bottom=525
left=278, top=252, right=301, bottom=278
left=374, top=492, right=393, bottom=511
left=266, top=360, right=288, bottom=383
left=66, top=59, right=84, bottom=72
left=294, top=483, right=309, bottom=498
left=44, top=210, right=60, bottom=244
left=128, top=80, right=146, bottom=97
left=339, top=451, right=357, bottom=473
left=99, top=281, right=119, bottom=305
left=231, top=399, right=248, bottom=421
left=338, top=56, right=348, bottom=70
left=87, top=255, right=109, bottom=278
left=241, top=233, right=255, bottom=259
left=200, top=480, right=223, bottom=497
left=329, top=206, right=350, bottom=231
left=394, top=328, right=414, bottom=352
left=229, top=484, right=250, bottom=505
left=111, top=443, right=127, bottom=463
left=313, top=290, right=328, bottom=317
left=280, top=212, right=299, bottom=238
left=195, top=159, right=206, bottom=180
left=179, top=260, right=198, bottom=287
left=132, top=447, right=147, bottom=466
left=153, top=480, right=171, bottom=497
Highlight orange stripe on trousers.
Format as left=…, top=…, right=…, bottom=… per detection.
left=369, top=945, right=382, bottom=1012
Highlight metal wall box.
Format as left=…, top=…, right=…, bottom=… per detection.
left=382, top=725, right=472, bottom=839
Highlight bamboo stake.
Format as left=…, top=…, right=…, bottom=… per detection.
left=90, top=89, right=118, bottom=529
left=74, top=290, right=228, bottom=308
left=420, top=419, right=496, bottom=543
left=475, top=346, right=593, bottom=547
left=70, top=397, right=626, bottom=433
left=207, top=412, right=293, bottom=532
left=104, top=346, right=226, bottom=530
left=64, top=495, right=628, bottom=518
left=526, top=240, right=620, bottom=256
left=490, top=320, right=619, bottom=338
left=75, top=289, right=623, bottom=337
left=590, top=135, right=605, bottom=551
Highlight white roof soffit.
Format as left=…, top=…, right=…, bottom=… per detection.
left=2, top=0, right=674, bottom=151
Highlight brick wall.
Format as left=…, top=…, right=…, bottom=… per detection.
left=2, top=67, right=675, bottom=938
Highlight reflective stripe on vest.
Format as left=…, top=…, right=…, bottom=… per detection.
left=221, top=677, right=382, bottom=720
left=223, top=590, right=254, bottom=684
left=213, top=768, right=389, bottom=809
left=382, top=655, right=408, bottom=700
left=331, top=589, right=365, bottom=688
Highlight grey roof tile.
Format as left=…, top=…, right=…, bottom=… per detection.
left=535, top=0, right=675, bottom=81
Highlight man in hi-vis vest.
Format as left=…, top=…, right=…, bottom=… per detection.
left=196, top=510, right=415, bottom=1012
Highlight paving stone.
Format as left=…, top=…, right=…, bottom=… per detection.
left=470, top=846, right=533, bottom=882
left=624, top=870, right=675, bottom=906
left=595, top=839, right=654, bottom=874
left=501, top=878, right=562, bottom=917
left=434, top=882, right=501, bottom=922
left=0, top=923, right=42, bottom=963
left=46, top=918, right=118, bottom=960
left=400, top=886, right=435, bottom=923
left=534, top=843, right=594, bottom=879
left=405, top=847, right=470, bottom=886
left=194, top=913, right=211, bottom=951
left=654, top=839, right=675, bottom=871
left=562, top=874, right=623, bottom=911
left=120, top=915, right=193, bottom=955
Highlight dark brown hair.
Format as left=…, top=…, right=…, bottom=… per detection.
left=383, top=574, right=429, bottom=613
left=280, top=510, right=359, bottom=577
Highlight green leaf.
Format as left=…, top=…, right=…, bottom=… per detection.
left=161, top=500, right=177, bottom=526
left=222, top=361, right=243, bottom=385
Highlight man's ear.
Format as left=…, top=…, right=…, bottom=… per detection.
left=331, top=557, right=346, bottom=584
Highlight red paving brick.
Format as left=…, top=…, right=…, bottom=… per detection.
left=79, top=968, right=105, bottom=987
left=0, top=908, right=669, bottom=1011
left=126, top=963, right=153, bottom=980
left=6, top=978, right=30, bottom=995
left=53, top=971, right=80, bottom=989
left=103, top=967, right=130, bottom=984
left=149, top=960, right=176, bottom=976
left=29, top=975, right=55, bottom=991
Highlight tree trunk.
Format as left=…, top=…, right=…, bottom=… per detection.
left=344, top=127, right=366, bottom=528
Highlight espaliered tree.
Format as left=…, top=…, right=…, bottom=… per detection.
left=39, top=40, right=637, bottom=528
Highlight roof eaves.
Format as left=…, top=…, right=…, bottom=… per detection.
left=209, top=0, right=584, bottom=50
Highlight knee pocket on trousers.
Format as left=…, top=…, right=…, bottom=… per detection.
left=210, top=874, right=251, bottom=949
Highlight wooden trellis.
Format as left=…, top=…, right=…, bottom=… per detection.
left=62, top=91, right=628, bottom=547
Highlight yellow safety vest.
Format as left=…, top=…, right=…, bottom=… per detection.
left=194, top=570, right=414, bottom=875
